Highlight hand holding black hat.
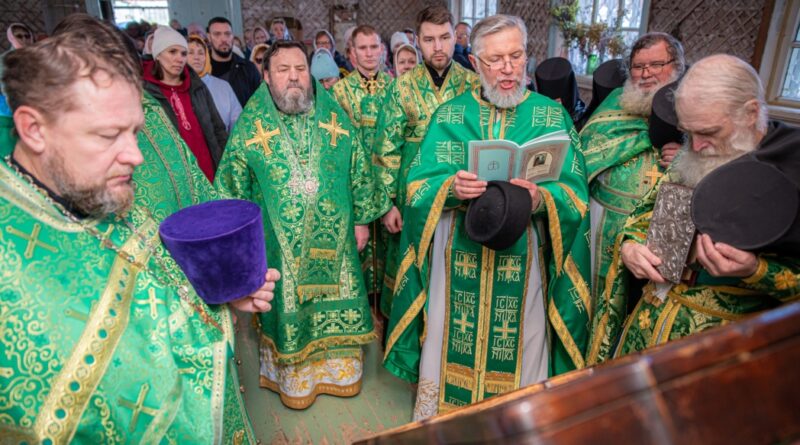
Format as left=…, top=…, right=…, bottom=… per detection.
left=453, top=170, right=488, bottom=200
left=621, top=241, right=667, bottom=283
left=229, top=268, right=281, bottom=313
left=659, top=142, right=681, bottom=168
left=694, top=234, right=758, bottom=278
left=509, top=178, right=541, bottom=211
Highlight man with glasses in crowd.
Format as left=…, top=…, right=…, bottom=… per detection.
left=384, top=14, right=591, bottom=421
left=580, top=32, right=686, bottom=366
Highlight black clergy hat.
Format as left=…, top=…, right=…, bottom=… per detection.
left=649, top=80, right=684, bottom=149
left=588, top=59, right=627, bottom=112
left=535, top=57, right=579, bottom=115
left=465, top=181, right=532, bottom=251
left=691, top=155, right=800, bottom=252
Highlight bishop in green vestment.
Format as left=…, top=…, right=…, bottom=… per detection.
left=383, top=16, right=591, bottom=420
left=215, top=42, right=391, bottom=409
left=373, top=45, right=478, bottom=317
left=581, top=33, right=685, bottom=365
left=332, top=26, right=394, bottom=297
left=1, top=28, right=275, bottom=443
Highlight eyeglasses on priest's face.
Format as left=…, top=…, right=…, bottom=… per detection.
left=630, top=59, right=674, bottom=75
left=476, top=52, right=526, bottom=72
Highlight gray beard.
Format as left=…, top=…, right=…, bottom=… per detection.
left=618, top=72, right=678, bottom=116
left=272, top=85, right=314, bottom=115
left=671, top=128, right=760, bottom=188
left=44, top=151, right=134, bottom=218
left=478, top=68, right=526, bottom=109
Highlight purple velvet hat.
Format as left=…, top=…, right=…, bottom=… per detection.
left=159, top=199, right=267, bottom=305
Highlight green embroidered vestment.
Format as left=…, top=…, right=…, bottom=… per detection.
left=0, top=163, right=254, bottom=444
left=332, top=70, right=393, bottom=296
left=215, top=83, right=391, bottom=366
left=383, top=89, right=592, bottom=409
left=579, top=88, right=664, bottom=365
left=372, top=62, right=479, bottom=316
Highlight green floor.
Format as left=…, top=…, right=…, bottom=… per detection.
left=235, top=313, right=416, bottom=444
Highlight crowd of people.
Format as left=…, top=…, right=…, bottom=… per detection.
left=1, top=5, right=798, bottom=443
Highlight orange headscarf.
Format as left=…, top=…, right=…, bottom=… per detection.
left=187, top=34, right=211, bottom=77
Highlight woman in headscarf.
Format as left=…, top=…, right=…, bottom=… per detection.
left=187, top=34, right=242, bottom=132
left=249, top=42, right=270, bottom=72
left=142, top=26, right=228, bottom=182
left=393, top=43, right=418, bottom=78
left=310, top=48, right=341, bottom=90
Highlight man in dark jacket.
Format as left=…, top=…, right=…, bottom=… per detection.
left=207, top=16, right=262, bottom=107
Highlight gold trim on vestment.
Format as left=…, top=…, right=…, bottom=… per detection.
left=406, top=179, right=427, bottom=205
left=515, top=226, right=534, bottom=389
left=565, top=256, right=591, bottom=316
left=613, top=297, right=643, bottom=359
left=393, top=245, right=416, bottom=295
left=417, top=177, right=456, bottom=268
left=259, top=375, right=362, bottom=410
left=34, top=219, right=155, bottom=443
left=438, top=215, right=457, bottom=408
left=539, top=188, right=563, bottom=276
left=583, top=110, right=641, bottom=128
left=140, top=373, right=183, bottom=443
left=384, top=289, right=427, bottom=361
left=558, top=183, right=588, bottom=217
left=587, top=232, right=626, bottom=365
left=0, top=163, right=87, bottom=231
left=649, top=298, right=678, bottom=347
left=257, top=323, right=376, bottom=365
left=742, top=257, right=769, bottom=284
left=473, top=247, right=496, bottom=402
left=548, top=300, right=586, bottom=369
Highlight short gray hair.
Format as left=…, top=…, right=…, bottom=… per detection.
left=628, top=32, right=686, bottom=77
left=675, top=54, right=768, bottom=132
left=470, top=14, right=527, bottom=57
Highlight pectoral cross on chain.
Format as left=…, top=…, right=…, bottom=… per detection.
left=319, top=112, right=350, bottom=147
left=246, top=119, right=281, bottom=156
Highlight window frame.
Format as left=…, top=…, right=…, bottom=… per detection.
left=759, top=0, right=800, bottom=124
left=451, top=0, right=498, bottom=27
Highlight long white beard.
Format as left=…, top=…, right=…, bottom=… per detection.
left=478, top=68, right=527, bottom=109
left=672, top=127, right=760, bottom=188
left=618, top=72, right=678, bottom=116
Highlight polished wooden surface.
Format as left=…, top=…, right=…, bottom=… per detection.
left=356, top=302, right=800, bottom=445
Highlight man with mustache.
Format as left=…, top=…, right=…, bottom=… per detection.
left=207, top=16, right=262, bottom=107
left=373, top=6, right=479, bottom=320
left=333, top=25, right=395, bottom=301
left=384, top=14, right=591, bottom=420
left=0, top=20, right=278, bottom=442
left=215, top=41, right=391, bottom=409
left=580, top=33, right=686, bottom=364
left=613, top=54, right=800, bottom=356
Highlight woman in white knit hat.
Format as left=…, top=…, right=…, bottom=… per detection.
left=393, top=43, right=418, bottom=77
left=142, top=25, right=229, bottom=182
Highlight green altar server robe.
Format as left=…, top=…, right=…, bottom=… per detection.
left=579, top=88, right=664, bottom=365
left=0, top=161, right=254, bottom=444
left=373, top=62, right=479, bottom=316
left=383, top=89, right=592, bottom=418
left=215, top=82, right=391, bottom=408
left=612, top=165, right=800, bottom=358
left=332, top=70, right=393, bottom=297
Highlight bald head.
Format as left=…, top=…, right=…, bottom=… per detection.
left=675, top=54, right=767, bottom=133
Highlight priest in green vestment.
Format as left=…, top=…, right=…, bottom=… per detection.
left=581, top=33, right=686, bottom=365
left=612, top=54, right=800, bottom=357
left=0, top=23, right=277, bottom=444
left=215, top=41, right=392, bottom=410
left=373, top=6, right=479, bottom=317
left=383, top=15, right=591, bottom=420
left=332, top=25, right=394, bottom=298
